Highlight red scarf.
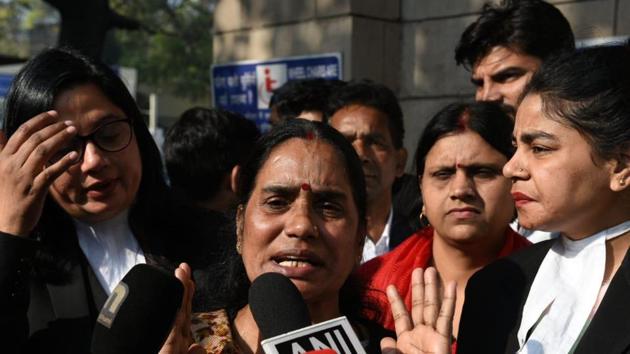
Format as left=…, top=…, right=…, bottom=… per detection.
left=358, top=226, right=530, bottom=332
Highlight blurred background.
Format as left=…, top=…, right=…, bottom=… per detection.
left=1, top=0, right=628, bottom=168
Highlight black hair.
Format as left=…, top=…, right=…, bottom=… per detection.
left=2, top=47, right=169, bottom=278
left=208, top=119, right=378, bottom=322
left=236, top=119, right=366, bottom=220
left=269, top=79, right=345, bottom=124
left=523, top=43, right=630, bottom=160
left=415, top=101, right=515, bottom=178
left=327, top=79, right=405, bottom=149
left=164, top=107, right=260, bottom=204
left=455, top=0, right=575, bottom=70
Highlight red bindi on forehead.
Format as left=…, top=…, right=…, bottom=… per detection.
left=456, top=109, right=471, bottom=131
left=301, top=183, right=311, bottom=191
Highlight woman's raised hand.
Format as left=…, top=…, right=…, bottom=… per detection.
left=159, top=263, right=206, bottom=354
left=0, top=111, right=78, bottom=236
left=380, top=267, right=456, bottom=354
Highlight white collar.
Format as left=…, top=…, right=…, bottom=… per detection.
left=517, top=220, right=630, bottom=353
left=74, top=210, right=146, bottom=295
left=361, top=207, right=393, bottom=263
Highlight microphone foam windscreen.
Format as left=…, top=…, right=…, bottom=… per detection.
left=249, top=272, right=311, bottom=339
left=91, top=264, right=183, bottom=354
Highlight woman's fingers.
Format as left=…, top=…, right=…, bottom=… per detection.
left=436, top=281, right=456, bottom=340
left=30, top=150, right=79, bottom=195
left=175, top=263, right=195, bottom=339
left=160, top=316, right=183, bottom=353
left=384, top=267, right=453, bottom=354
left=23, top=120, right=78, bottom=197
left=184, top=265, right=195, bottom=339
left=20, top=121, right=77, bottom=173
left=159, top=264, right=196, bottom=354
left=410, top=268, right=425, bottom=326
left=177, top=263, right=194, bottom=317
left=0, top=113, right=78, bottom=236
left=380, top=337, right=398, bottom=354
left=160, top=300, right=187, bottom=354
left=423, top=268, right=440, bottom=328
left=2, top=111, right=60, bottom=155
left=174, top=264, right=190, bottom=305
left=175, top=265, right=189, bottom=335
left=387, top=284, right=413, bottom=337
left=187, top=344, right=206, bottom=354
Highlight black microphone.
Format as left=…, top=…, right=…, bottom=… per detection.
left=91, top=264, right=183, bottom=354
left=249, top=272, right=367, bottom=354
left=249, top=272, right=311, bottom=339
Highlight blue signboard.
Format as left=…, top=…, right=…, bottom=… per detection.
left=0, top=74, right=14, bottom=97
left=0, top=74, right=16, bottom=127
left=211, top=53, right=342, bottom=131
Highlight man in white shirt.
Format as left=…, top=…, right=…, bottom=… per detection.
left=328, top=80, right=414, bottom=262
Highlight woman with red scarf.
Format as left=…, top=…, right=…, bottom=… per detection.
left=359, top=102, right=530, bottom=348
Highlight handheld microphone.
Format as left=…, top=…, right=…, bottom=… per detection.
left=248, top=272, right=366, bottom=354
left=249, top=272, right=311, bottom=339
left=91, top=264, right=183, bottom=354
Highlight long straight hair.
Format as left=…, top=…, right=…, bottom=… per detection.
left=3, top=47, right=170, bottom=280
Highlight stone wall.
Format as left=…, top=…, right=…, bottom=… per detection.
left=398, top=0, right=628, bottom=168
left=213, top=0, right=630, bottom=169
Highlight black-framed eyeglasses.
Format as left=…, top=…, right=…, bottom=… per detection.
left=49, top=119, right=133, bottom=164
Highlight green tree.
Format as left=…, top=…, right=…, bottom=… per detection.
left=0, top=0, right=213, bottom=100
left=109, top=0, right=214, bottom=100
left=45, top=0, right=141, bottom=59
left=0, top=0, right=56, bottom=58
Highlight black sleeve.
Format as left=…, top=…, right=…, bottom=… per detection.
left=0, top=231, right=38, bottom=352
left=354, top=318, right=394, bottom=354
left=456, top=258, right=530, bottom=354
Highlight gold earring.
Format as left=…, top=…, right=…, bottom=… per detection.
left=236, top=237, right=242, bottom=254
left=621, top=178, right=627, bottom=186
left=419, top=205, right=429, bottom=226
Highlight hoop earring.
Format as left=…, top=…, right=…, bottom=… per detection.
left=419, top=205, right=429, bottom=226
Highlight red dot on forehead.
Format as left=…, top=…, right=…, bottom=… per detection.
left=301, top=183, right=311, bottom=191
left=457, top=109, right=471, bottom=131
left=306, top=131, right=314, bottom=140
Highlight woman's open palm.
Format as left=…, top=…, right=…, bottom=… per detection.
left=380, top=267, right=456, bottom=354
